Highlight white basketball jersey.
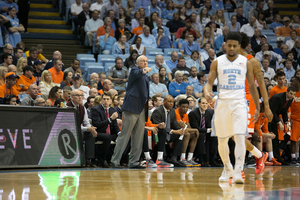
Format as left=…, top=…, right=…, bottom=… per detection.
left=217, top=54, right=247, bottom=99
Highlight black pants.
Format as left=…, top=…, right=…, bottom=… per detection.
left=157, top=128, right=182, bottom=156
left=268, top=121, right=281, bottom=160
left=205, top=133, right=218, bottom=163
left=83, top=131, right=95, bottom=159
left=194, top=131, right=206, bottom=159
left=96, top=133, right=112, bottom=162
left=18, top=0, right=30, bottom=32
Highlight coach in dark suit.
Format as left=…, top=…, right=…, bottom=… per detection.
left=151, top=95, right=183, bottom=165
left=91, top=92, right=120, bottom=167
left=111, top=55, right=152, bottom=168
left=189, top=97, right=217, bottom=166
left=268, top=86, right=297, bottom=164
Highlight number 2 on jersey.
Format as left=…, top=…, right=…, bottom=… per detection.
left=228, top=74, right=236, bottom=84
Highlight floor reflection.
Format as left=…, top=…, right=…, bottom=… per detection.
left=0, top=166, right=300, bottom=199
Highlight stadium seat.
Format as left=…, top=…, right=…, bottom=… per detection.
left=146, top=48, right=163, bottom=55
left=223, top=12, right=230, bottom=23
left=77, top=54, right=94, bottom=59
left=167, top=51, right=182, bottom=56
left=105, top=62, right=115, bottom=73
left=98, top=54, right=114, bottom=62
left=116, top=54, right=130, bottom=62
left=149, top=51, right=164, bottom=56
left=86, top=67, right=105, bottom=81
left=78, top=57, right=95, bottom=73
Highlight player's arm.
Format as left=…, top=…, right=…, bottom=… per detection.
left=251, top=58, right=273, bottom=122
left=203, top=59, right=218, bottom=102
left=246, top=60, right=260, bottom=122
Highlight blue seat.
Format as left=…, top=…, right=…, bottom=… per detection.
left=167, top=51, right=182, bottom=56
left=223, top=12, right=230, bottom=23
left=149, top=51, right=164, bottom=56
left=116, top=54, right=130, bottom=61
left=98, top=54, right=114, bottom=62
left=104, top=62, right=115, bottom=73
left=78, top=58, right=96, bottom=73
left=99, top=57, right=115, bottom=67
left=77, top=54, right=94, bottom=59
left=146, top=48, right=163, bottom=55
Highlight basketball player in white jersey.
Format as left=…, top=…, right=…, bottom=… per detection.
left=203, top=32, right=260, bottom=184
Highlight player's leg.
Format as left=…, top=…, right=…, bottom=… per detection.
left=290, top=120, right=300, bottom=165
left=263, top=136, right=281, bottom=166
left=187, top=131, right=200, bottom=166
left=179, top=132, right=192, bottom=166
left=218, top=136, right=234, bottom=182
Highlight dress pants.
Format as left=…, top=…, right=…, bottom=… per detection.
left=96, top=132, right=112, bottom=162
left=83, top=131, right=95, bottom=159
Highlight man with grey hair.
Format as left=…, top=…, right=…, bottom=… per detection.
left=90, top=72, right=100, bottom=85
left=166, top=51, right=179, bottom=70
left=44, top=50, right=64, bottom=71
left=100, top=0, right=119, bottom=20
left=151, top=17, right=171, bottom=38
left=0, top=44, right=17, bottom=64
left=99, top=79, right=113, bottom=94
left=139, top=25, right=157, bottom=48
left=7, top=65, right=17, bottom=74
left=149, top=73, right=169, bottom=98
left=34, top=97, right=46, bottom=106
left=169, top=71, right=189, bottom=98
left=148, top=55, right=172, bottom=81
left=85, top=10, right=104, bottom=46
left=21, top=84, right=39, bottom=106
left=96, top=17, right=114, bottom=39
left=89, top=88, right=99, bottom=97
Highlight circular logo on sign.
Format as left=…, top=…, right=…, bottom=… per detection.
left=58, top=129, right=77, bottom=159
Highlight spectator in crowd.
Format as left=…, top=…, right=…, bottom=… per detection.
left=0, top=67, right=7, bottom=86
left=171, top=56, right=191, bottom=78
left=249, top=0, right=264, bottom=19
left=91, top=92, right=120, bottom=167
left=46, top=86, right=62, bottom=106
left=227, top=15, right=240, bottom=32
left=12, top=47, right=23, bottom=65
left=185, top=0, right=196, bottom=17
left=107, top=10, right=119, bottom=32
left=71, top=74, right=90, bottom=104
left=199, top=27, right=214, bottom=49
left=166, top=51, right=178, bottom=71
left=0, top=44, right=16, bottom=65
left=15, top=65, right=36, bottom=93
left=136, top=0, right=151, bottom=9
left=275, top=16, right=293, bottom=37
left=107, top=57, right=128, bottom=89
left=166, top=12, right=185, bottom=36
left=26, top=47, right=38, bottom=67
left=261, top=59, right=275, bottom=80
left=64, top=59, right=80, bottom=74
left=280, top=51, right=299, bottom=70
left=78, top=3, right=92, bottom=41
left=255, top=42, right=282, bottom=62
left=151, top=95, right=183, bottom=167
left=146, top=12, right=158, bottom=33
left=148, top=55, right=172, bottom=81
left=97, top=72, right=106, bottom=90
left=139, top=26, right=157, bottom=48
left=253, top=35, right=271, bottom=53
left=290, top=15, right=300, bottom=30
left=48, top=59, right=64, bottom=84
left=6, top=6, right=24, bottom=48
left=130, top=36, right=146, bottom=55
left=197, top=7, right=210, bottom=30
left=240, top=16, right=256, bottom=37
left=162, top=0, right=177, bottom=20
left=60, top=71, right=73, bottom=89
left=115, top=94, right=124, bottom=118
left=256, top=12, right=268, bottom=30
left=180, top=34, right=201, bottom=57
left=33, top=60, right=42, bottom=86
left=3, top=94, right=17, bottom=105
left=264, top=0, right=279, bottom=24
left=39, top=70, right=56, bottom=99
left=33, top=97, right=45, bottom=106
left=200, top=43, right=212, bottom=61
left=24, top=44, right=48, bottom=64
left=100, top=0, right=119, bottom=20
left=236, top=6, right=249, bottom=27
left=292, top=39, right=300, bottom=63
left=286, top=30, right=297, bottom=50
left=169, top=71, right=189, bottom=97
left=96, top=17, right=114, bottom=40
left=0, top=0, right=19, bottom=14
left=152, top=17, right=171, bottom=38
left=131, top=10, right=140, bottom=30
left=0, top=53, right=12, bottom=68
left=71, top=0, right=83, bottom=27
left=112, top=34, right=130, bottom=57
left=156, top=27, right=173, bottom=49
left=149, top=73, right=169, bottom=98
left=187, top=50, right=205, bottom=71
left=84, top=10, right=103, bottom=47
left=264, top=51, right=281, bottom=70
left=273, top=37, right=285, bottom=56
left=115, top=19, right=132, bottom=41
left=124, top=49, right=138, bottom=68
left=149, top=95, right=163, bottom=117
left=89, top=72, right=100, bottom=88
left=16, top=57, right=26, bottom=75
left=89, top=88, right=98, bottom=97
left=126, top=0, right=136, bottom=18
left=223, top=0, right=236, bottom=12
left=62, top=86, right=72, bottom=103
left=178, top=6, right=186, bottom=21
left=21, top=84, right=38, bottom=106
left=44, top=51, right=64, bottom=71
left=203, top=49, right=216, bottom=74
left=197, top=0, right=216, bottom=16
left=159, top=66, right=170, bottom=87
left=251, top=28, right=263, bottom=50
left=186, top=95, right=196, bottom=113
left=98, top=26, right=117, bottom=54
left=192, top=0, right=204, bottom=11
left=215, top=9, right=226, bottom=26
left=211, top=0, right=224, bottom=10
left=178, top=29, right=189, bottom=49
left=214, top=26, right=229, bottom=52
left=216, top=42, right=226, bottom=57
left=192, top=71, right=207, bottom=98
left=270, top=14, right=283, bottom=32
left=0, top=72, right=19, bottom=104
left=99, top=79, right=113, bottom=95
left=90, top=0, right=104, bottom=13
left=176, top=19, right=201, bottom=40
left=283, top=60, right=295, bottom=82
left=188, top=67, right=199, bottom=85
left=174, top=0, right=186, bottom=8
left=145, top=0, right=161, bottom=18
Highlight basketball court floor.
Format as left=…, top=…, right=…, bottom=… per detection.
left=0, top=166, right=300, bottom=199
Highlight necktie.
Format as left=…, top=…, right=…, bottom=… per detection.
left=283, top=100, right=288, bottom=109
left=202, top=113, right=206, bottom=143
left=166, top=111, right=170, bottom=129
left=106, top=108, right=111, bottom=135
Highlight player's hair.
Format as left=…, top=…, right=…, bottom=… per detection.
left=179, top=99, right=189, bottom=106
left=225, top=32, right=242, bottom=44
left=240, top=32, right=250, bottom=49
left=287, top=86, right=297, bottom=92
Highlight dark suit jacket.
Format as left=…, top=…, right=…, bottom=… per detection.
left=269, top=92, right=293, bottom=124
left=122, top=66, right=149, bottom=114
left=91, top=105, right=120, bottom=139
left=151, top=105, right=181, bottom=133
left=203, top=59, right=212, bottom=74
left=188, top=108, right=214, bottom=133
left=251, top=36, right=259, bottom=51
left=78, top=11, right=92, bottom=27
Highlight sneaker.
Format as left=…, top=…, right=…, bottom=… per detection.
left=246, top=156, right=256, bottom=165
left=219, top=169, right=234, bottom=182
left=241, top=170, right=245, bottom=179
left=255, top=152, right=268, bottom=175
left=291, top=158, right=299, bottom=166
left=178, top=159, right=192, bottom=167
left=271, top=158, right=282, bottom=166
left=297, top=157, right=300, bottom=164
left=156, top=159, right=174, bottom=168
left=146, top=159, right=157, bottom=168
left=188, top=159, right=201, bottom=167
left=232, top=170, right=244, bottom=184
left=264, top=161, right=273, bottom=166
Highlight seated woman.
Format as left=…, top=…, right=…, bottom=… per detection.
left=16, top=57, right=27, bottom=75
left=146, top=12, right=158, bottom=33
left=186, top=50, right=205, bottom=71
left=226, top=15, right=241, bottom=32
left=178, top=6, right=187, bottom=21
left=115, top=19, right=133, bottom=41
left=215, top=9, right=226, bottom=27
left=46, top=86, right=62, bottom=107
left=112, top=34, right=130, bottom=57
left=256, top=12, right=268, bottom=30
left=198, top=7, right=210, bottom=30
left=39, top=70, right=58, bottom=99
left=6, top=6, right=25, bottom=48
left=292, top=39, right=300, bottom=64
left=185, top=0, right=196, bottom=18
left=178, top=29, right=189, bottom=49
left=130, top=36, right=146, bottom=55
left=192, top=0, right=204, bottom=12
left=119, top=7, right=131, bottom=26
left=199, top=27, right=214, bottom=48
left=131, top=10, right=140, bottom=30
left=0, top=66, right=8, bottom=86
left=279, top=50, right=300, bottom=71
left=60, top=71, right=73, bottom=89
left=162, top=1, right=177, bottom=20
left=126, top=0, right=137, bottom=18
left=124, top=49, right=139, bottom=69
left=290, top=15, right=300, bottom=30
left=159, top=67, right=170, bottom=87
left=263, top=0, right=279, bottom=24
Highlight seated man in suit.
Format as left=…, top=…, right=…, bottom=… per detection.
left=91, top=92, right=120, bottom=167
left=189, top=97, right=218, bottom=167
left=151, top=95, right=184, bottom=167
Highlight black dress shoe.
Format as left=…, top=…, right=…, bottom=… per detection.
left=110, top=162, right=123, bottom=168
left=85, top=160, right=97, bottom=167
left=101, top=160, right=111, bottom=168
left=129, top=165, right=146, bottom=169
left=201, top=162, right=211, bottom=167
left=210, top=162, right=223, bottom=167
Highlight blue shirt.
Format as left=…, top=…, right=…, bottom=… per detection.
left=162, top=9, right=178, bottom=20
left=139, top=33, right=157, bottom=48
left=111, top=42, right=130, bottom=57
left=111, top=21, right=117, bottom=31
left=166, top=60, right=178, bottom=70
left=186, top=59, right=206, bottom=71
left=188, top=76, right=198, bottom=85
left=214, top=35, right=225, bottom=52
left=0, top=1, right=19, bottom=14
left=180, top=41, right=201, bottom=56
left=192, top=82, right=205, bottom=94
left=211, top=0, right=224, bottom=10
left=270, top=22, right=283, bottom=29
left=99, top=36, right=116, bottom=52
left=169, top=81, right=189, bottom=97
left=197, top=6, right=216, bottom=16
left=156, top=35, right=173, bottom=48
left=152, top=26, right=171, bottom=38
left=136, top=0, right=151, bottom=9
left=148, top=64, right=172, bottom=76
left=186, top=8, right=196, bottom=16
left=149, top=82, right=169, bottom=97
left=145, top=5, right=161, bottom=17
left=284, top=67, right=295, bottom=82
left=173, top=0, right=186, bottom=5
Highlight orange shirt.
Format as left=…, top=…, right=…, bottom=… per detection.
left=145, top=117, right=157, bottom=127
left=275, top=26, right=293, bottom=37
left=0, top=84, right=19, bottom=98
left=96, top=26, right=114, bottom=38
left=48, top=67, right=64, bottom=84
left=132, top=26, right=143, bottom=35
left=175, top=108, right=189, bottom=123
left=245, top=54, right=254, bottom=94
left=254, top=113, right=269, bottom=136
left=15, top=75, right=37, bottom=92
left=0, top=78, right=4, bottom=86
left=297, top=28, right=300, bottom=36
left=269, top=85, right=287, bottom=98
left=290, top=91, right=300, bottom=120
left=98, top=89, right=104, bottom=95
